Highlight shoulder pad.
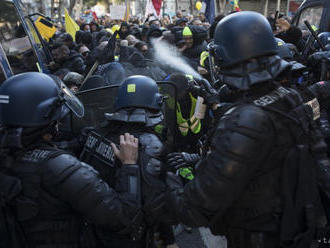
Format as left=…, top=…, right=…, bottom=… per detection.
left=219, top=104, right=273, bottom=134
left=44, top=154, right=98, bottom=178
left=212, top=104, right=274, bottom=161
left=139, top=133, right=164, bottom=158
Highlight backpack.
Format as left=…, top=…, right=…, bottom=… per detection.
left=260, top=98, right=322, bottom=248
left=208, top=89, right=323, bottom=247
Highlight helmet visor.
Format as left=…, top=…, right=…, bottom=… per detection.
left=59, top=81, right=85, bottom=118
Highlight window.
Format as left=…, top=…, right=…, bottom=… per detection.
left=297, top=6, right=323, bottom=31
left=0, top=0, right=38, bottom=75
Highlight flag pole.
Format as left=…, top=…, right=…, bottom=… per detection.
left=163, top=0, right=165, bottom=17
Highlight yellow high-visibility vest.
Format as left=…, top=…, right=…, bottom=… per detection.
left=176, top=93, right=201, bottom=136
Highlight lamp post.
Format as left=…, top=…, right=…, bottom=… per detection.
left=277, top=0, right=281, bottom=12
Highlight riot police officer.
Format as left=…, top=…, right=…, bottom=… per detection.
left=0, top=72, right=142, bottom=247
left=141, top=11, right=330, bottom=247
left=79, top=75, right=177, bottom=247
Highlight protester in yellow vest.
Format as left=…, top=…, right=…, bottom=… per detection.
left=165, top=73, right=209, bottom=181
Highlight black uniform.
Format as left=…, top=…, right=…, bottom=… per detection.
left=167, top=84, right=330, bottom=246
left=81, top=123, right=166, bottom=247
left=0, top=72, right=142, bottom=248
left=11, top=142, right=141, bottom=247
left=162, top=12, right=330, bottom=248
left=79, top=76, right=173, bottom=247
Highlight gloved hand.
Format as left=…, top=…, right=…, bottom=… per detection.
left=167, top=152, right=200, bottom=170
left=308, top=81, right=330, bottom=109
left=308, top=51, right=330, bottom=66
left=191, top=78, right=220, bottom=106
left=78, top=126, right=96, bottom=145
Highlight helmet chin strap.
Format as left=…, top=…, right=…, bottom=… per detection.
left=0, top=127, right=24, bottom=149
left=18, top=121, right=59, bottom=147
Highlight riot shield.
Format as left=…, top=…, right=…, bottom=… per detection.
left=72, top=85, right=118, bottom=132
left=72, top=82, right=178, bottom=147
left=121, top=61, right=167, bottom=81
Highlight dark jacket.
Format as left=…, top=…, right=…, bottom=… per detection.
left=276, top=25, right=302, bottom=47
left=165, top=84, right=329, bottom=247
left=11, top=142, right=141, bottom=248
left=80, top=120, right=169, bottom=247
left=118, top=22, right=130, bottom=40
left=182, top=25, right=208, bottom=69
left=62, top=50, right=86, bottom=74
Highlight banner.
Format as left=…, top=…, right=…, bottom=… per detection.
left=110, top=5, right=126, bottom=20
left=203, top=0, right=215, bottom=24
left=145, top=0, right=163, bottom=18
left=65, top=8, right=80, bottom=41
left=34, top=16, right=56, bottom=41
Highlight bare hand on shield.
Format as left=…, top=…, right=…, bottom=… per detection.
left=111, top=133, right=139, bottom=165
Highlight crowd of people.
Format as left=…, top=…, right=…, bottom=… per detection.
left=3, top=5, right=330, bottom=248
left=45, top=9, right=304, bottom=94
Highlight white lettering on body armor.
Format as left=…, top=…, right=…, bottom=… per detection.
left=86, top=135, right=98, bottom=149
left=96, top=142, right=114, bottom=161
left=23, top=149, right=52, bottom=162
left=254, top=87, right=291, bottom=106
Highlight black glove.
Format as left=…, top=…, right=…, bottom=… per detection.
left=308, top=51, right=330, bottom=66
left=78, top=126, right=96, bottom=146
left=167, top=152, right=200, bottom=170
left=143, top=171, right=183, bottom=226
left=191, top=78, right=220, bottom=106
left=308, top=81, right=330, bottom=109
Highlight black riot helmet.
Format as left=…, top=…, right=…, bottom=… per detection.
left=213, top=11, right=278, bottom=68
left=276, top=38, right=293, bottom=60
left=315, top=32, right=330, bottom=50
left=0, top=72, right=84, bottom=127
left=114, top=75, right=164, bottom=112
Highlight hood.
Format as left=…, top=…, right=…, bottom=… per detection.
left=119, top=22, right=130, bottom=39
left=189, top=25, right=208, bottom=46
left=128, top=51, right=147, bottom=67
left=147, top=26, right=163, bottom=43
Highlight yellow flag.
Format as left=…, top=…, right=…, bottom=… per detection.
left=124, top=0, right=130, bottom=21
left=34, top=16, right=57, bottom=41
left=65, top=8, right=80, bottom=41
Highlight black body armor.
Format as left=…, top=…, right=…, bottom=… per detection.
left=11, top=142, right=141, bottom=248
left=166, top=85, right=330, bottom=248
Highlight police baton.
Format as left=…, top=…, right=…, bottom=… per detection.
left=80, top=60, right=99, bottom=89
left=273, top=11, right=279, bottom=31
left=304, top=20, right=326, bottom=51
left=304, top=21, right=330, bottom=80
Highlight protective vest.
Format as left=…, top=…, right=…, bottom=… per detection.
left=212, top=88, right=323, bottom=248
left=12, top=146, right=92, bottom=248
left=177, top=93, right=201, bottom=136
left=80, top=130, right=118, bottom=186
left=82, top=125, right=166, bottom=247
